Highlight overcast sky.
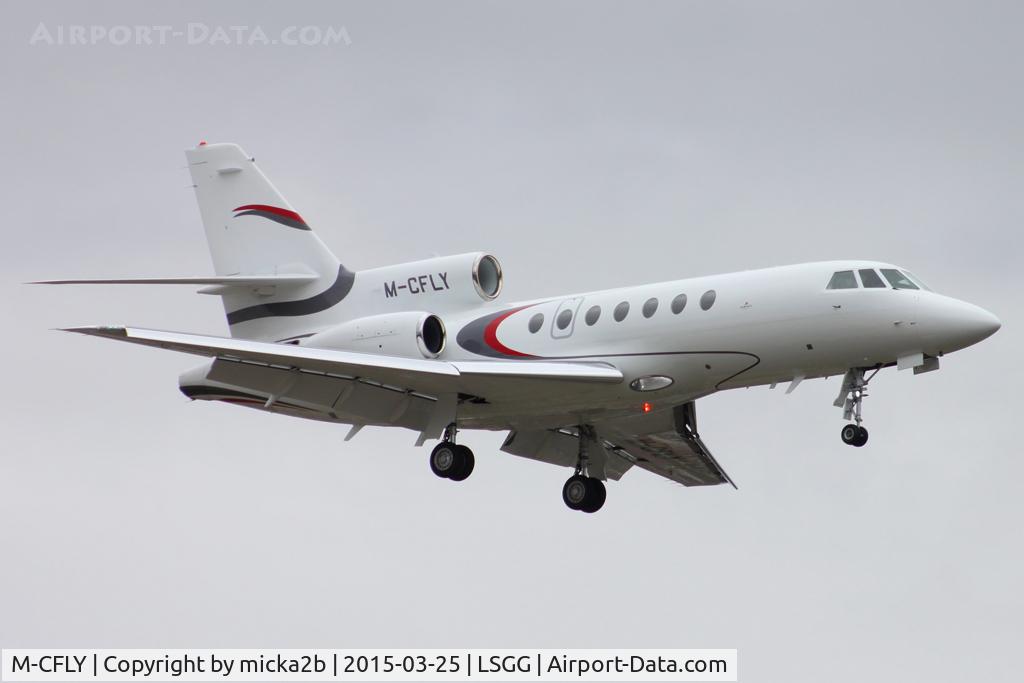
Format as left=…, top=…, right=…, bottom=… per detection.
left=1, top=1, right=1021, bottom=681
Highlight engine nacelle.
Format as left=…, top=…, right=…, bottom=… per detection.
left=360, top=252, right=503, bottom=312
left=304, top=311, right=446, bottom=359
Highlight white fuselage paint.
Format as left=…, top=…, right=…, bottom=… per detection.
left=209, top=259, right=998, bottom=432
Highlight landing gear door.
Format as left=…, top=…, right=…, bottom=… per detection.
left=551, top=297, right=584, bottom=339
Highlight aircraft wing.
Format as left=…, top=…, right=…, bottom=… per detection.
left=596, top=403, right=737, bottom=488
left=500, top=402, right=737, bottom=489
left=63, top=326, right=623, bottom=398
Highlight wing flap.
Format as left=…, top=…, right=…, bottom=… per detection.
left=603, top=431, right=733, bottom=487
left=597, top=402, right=736, bottom=488
left=500, top=428, right=633, bottom=481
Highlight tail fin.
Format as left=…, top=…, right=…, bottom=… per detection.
left=186, top=142, right=350, bottom=339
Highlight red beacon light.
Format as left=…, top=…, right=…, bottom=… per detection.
left=642, top=401, right=653, bottom=414
left=198, top=140, right=207, bottom=146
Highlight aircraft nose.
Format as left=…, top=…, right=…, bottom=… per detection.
left=922, top=297, right=1001, bottom=352
left=959, top=302, right=1002, bottom=343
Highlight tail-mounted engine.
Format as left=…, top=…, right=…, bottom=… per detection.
left=304, top=311, right=446, bottom=359
left=360, top=252, right=503, bottom=312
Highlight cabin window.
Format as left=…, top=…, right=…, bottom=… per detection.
left=642, top=297, right=659, bottom=318
left=585, top=305, right=601, bottom=326
left=528, top=313, right=544, bottom=333
left=614, top=301, right=630, bottom=322
left=556, top=309, right=573, bottom=330
left=858, top=269, right=886, bottom=288
left=881, top=268, right=919, bottom=290
left=700, top=290, right=717, bottom=310
left=826, top=271, right=858, bottom=289
left=671, top=293, right=687, bottom=314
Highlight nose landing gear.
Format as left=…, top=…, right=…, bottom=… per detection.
left=429, top=423, right=475, bottom=481
left=834, top=368, right=879, bottom=447
left=562, top=425, right=607, bottom=513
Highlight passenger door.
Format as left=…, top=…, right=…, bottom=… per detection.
left=551, top=297, right=584, bottom=339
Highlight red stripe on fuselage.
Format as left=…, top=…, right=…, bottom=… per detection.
left=483, top=306, right=535, bottom=358
left=233, top=204, right=306, bottom=225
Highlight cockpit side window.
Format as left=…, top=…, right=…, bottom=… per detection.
left=903, top=271, right=931, bottom=291
left=858, top=269, right=886, bottom=288
left=881, top=268, right=919, bottom=290
left=826, top=270, right=858, bottom=289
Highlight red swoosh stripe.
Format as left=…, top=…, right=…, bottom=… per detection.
left=233, top=204, right=306, bottom=224
left=483, top=306, right=535, bottom=358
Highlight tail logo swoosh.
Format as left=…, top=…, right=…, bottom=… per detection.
left=233, top=204, right=310, bottom=231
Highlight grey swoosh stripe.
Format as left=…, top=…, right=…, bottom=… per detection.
left=455, top=309, right=518, bottom=358
left=226, top=265, right=356, bottom=325
left=454, top=307, right=760, bottom=387
left=233, top=209, right=311, bottom=231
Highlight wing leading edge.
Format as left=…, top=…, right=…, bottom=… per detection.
left=63, top=326, right=623, bottom=397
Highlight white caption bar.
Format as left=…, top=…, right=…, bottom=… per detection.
left=2, top=650, right=737, bottom=682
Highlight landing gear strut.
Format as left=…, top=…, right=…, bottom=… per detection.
left=834, top=368, right=879, bottom=447
left=562, top=425, right=607, bottom=513
left=429, top=423, right=475, bottom=481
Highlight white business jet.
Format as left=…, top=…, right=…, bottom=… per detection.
left=40, top=142, right=1001, bottom=513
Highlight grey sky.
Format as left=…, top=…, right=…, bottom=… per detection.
left=1, top=1, right=1021, bottom=681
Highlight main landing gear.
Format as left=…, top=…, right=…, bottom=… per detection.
left=562, top=425, right=607, bottom=513
left=840, top=423, right=869, bottom=448
left=563, top=474, right=606, bottom=513
left=429, top=423, right=475, bottom=481
left=834, top=367, right=880, bottom=448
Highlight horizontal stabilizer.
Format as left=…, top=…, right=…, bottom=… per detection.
left=61, top=326, right=623, bottom=400
left=31, top=274, right=319, bottom=286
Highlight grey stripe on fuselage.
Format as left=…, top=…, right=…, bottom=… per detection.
left=455, top=308, right=524, bottom=358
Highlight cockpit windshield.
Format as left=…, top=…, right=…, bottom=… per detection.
left=902, top=271, right=931, bottom=291
left=826, top=270, right=858, bottom=289
left=858, top=269, right=886, bottom=288
left=826, top=267, right=932, bottom=291
left=880, top=268, right=919, bottom=290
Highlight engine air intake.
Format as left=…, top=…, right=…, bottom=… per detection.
left=473, top=254, right=503, bottom=300
left=418, top=314, right=446, bottom=357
